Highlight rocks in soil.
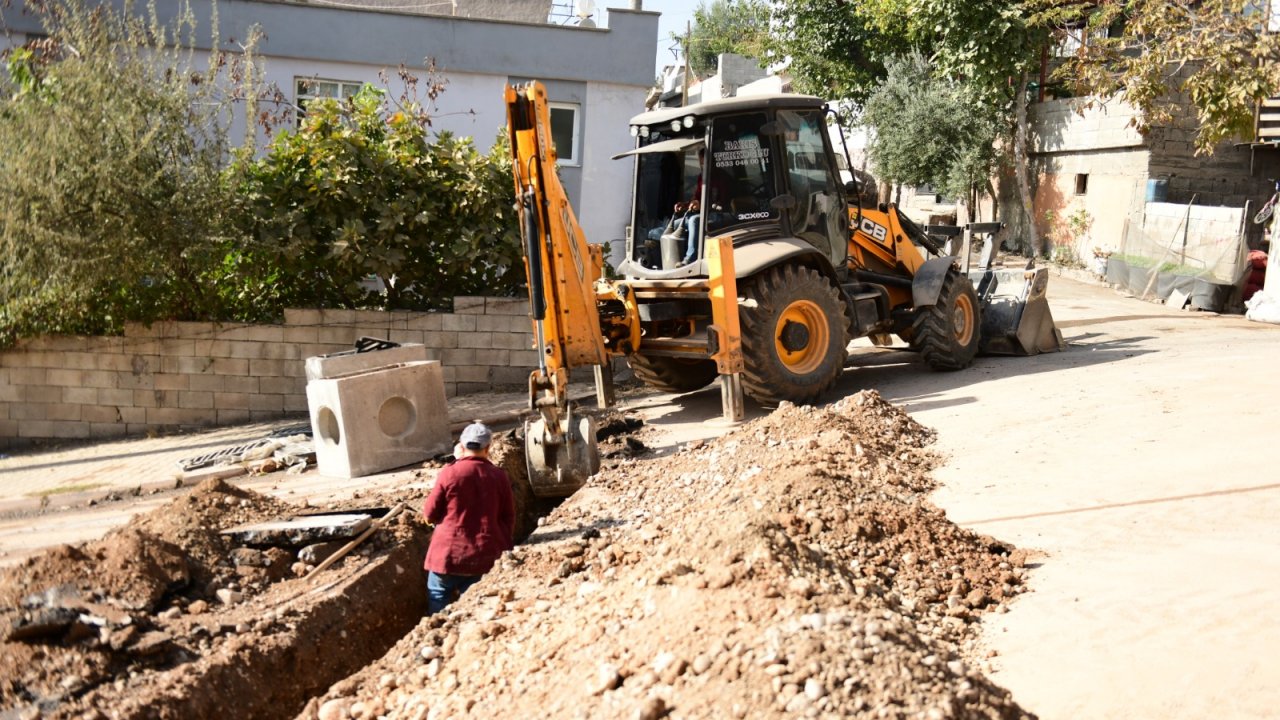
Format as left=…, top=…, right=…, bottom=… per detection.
left=306, top=391, right=1033, bottom=720
left=0, top=476, right=431, bottom=718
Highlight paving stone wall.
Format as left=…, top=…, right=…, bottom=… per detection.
left=0, top=297, right=536, bottom=447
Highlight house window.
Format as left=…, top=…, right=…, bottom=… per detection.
left=1075, top=173, right=1089, bottom=195
left=549, top=102, right=581, bottom=166
left=295, top=78, right=364, bottom=125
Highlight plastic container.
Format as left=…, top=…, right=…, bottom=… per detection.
left=1145, top=178, right=1169, bottom=203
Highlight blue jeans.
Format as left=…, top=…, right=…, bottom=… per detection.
left=426, top=571, right=481, bottom=614
left=683, top=213, right=702, bottom=264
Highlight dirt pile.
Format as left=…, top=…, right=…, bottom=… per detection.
left=302, top=390, right=1033, bottom=720
left=0, top=479, right=432, bottom=719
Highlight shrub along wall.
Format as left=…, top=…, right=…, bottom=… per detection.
left=0, top=297, right=535, bottom=448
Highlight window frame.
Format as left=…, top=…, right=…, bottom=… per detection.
left=548, top=101, right=582, bottom=167
left=294, top=77, right=365, bottom=125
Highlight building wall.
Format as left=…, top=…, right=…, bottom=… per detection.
left=267, top=0, right=554, bottom=24
left=0, top=298, right=539, bottom=449
left=581, top=80, right=649, bottom=264
left=1021, top=95, right=1280, bottom=262
left=1, top=1, right=659, bottom=249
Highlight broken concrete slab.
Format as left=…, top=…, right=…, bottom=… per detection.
left=220, top=514, right=373, bottom=547
left=5, top=606, right=80, bottom=642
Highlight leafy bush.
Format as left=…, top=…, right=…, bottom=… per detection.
left=0, top=2, right=523, bottom=345
left=0, top=1, right=236, bottom=344
left=227, top=85, right=523, bottom=314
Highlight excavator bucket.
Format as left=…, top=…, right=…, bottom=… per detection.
left=970, top=266, right=1065, bottom=356
left=524, top=413, right=600, bottom=497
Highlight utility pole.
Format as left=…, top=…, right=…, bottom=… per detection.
left=682, top=20, right=690, bottom=107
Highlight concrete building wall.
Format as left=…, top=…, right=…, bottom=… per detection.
left=1, top=2, right=659, bottom=247
left=0, top=298, right=539, bottom=448
left=1030, top=98, right=1146, bottom=155
left=580, top=80, right=649, bottom=264
left=267, top=0, right=554, bottom=24
left=1034, top=149, right=1150, bottom=262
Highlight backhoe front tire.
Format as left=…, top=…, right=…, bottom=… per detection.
left=912, top=268, right=981, bottom=370
left=739, top=264, right=849, bottom=406
left=628, top=354, right=719, bottom=394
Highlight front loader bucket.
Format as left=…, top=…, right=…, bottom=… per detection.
left=970, top=267, right=1065, bottom=356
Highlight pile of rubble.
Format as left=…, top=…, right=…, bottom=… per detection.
left=303, top=390, right=1034, bottom=720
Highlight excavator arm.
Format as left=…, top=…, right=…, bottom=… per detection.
left=505, top=81, right=608, bottom=496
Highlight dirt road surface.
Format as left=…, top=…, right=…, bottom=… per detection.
left=634, top=274, right=1280, bottom=720
left=3, top=273, right=1277, bottom=719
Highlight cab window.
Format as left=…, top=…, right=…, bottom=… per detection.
left=706, top=113, right=778, bottom=235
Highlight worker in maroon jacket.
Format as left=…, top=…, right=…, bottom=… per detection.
left=421, top=422, right=515, bottom=614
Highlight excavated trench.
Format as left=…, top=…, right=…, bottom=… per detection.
left=0, top=419, right=603, bottom=720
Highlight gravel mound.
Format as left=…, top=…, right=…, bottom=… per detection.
left=302, top=390, right=1034, bottom=720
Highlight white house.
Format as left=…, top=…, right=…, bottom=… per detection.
left=1, top=0, right=659, bottom=251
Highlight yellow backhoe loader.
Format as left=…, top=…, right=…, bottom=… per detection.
left=505, top=82, right=1062, bottom=494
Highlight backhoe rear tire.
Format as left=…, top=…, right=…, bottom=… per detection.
left=739, top=264, right=849, bottom=406
left=912, top=267, right=981, bottom=370
left=628, top=354, right=719, bottom=394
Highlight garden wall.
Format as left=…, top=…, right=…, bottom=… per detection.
left=0, top=297, right=536, bottom=448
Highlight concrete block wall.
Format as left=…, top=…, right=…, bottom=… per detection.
left=0, top=297, right=536, bottom=448
left=1030, top=98, right=1146, bottom=154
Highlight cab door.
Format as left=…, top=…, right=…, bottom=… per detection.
left=777, top=108, right=849, bottom=269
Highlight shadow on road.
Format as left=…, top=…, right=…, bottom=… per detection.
left=630, top=331, right=1158, bottom=444
left=958, top=481, right=1280, bottom=526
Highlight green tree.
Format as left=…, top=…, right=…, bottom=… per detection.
left=675, top=0, right=770, bottom=80
left=770, top=0, right=1047, bottom=251
left=0, top=0, right=238, bottom=344
left=762, top=0, right=908, bottom=108
left=230, top=85, right=523, bottom=312
left=862, top=53, right=1003, bottom=208
left=1043, top=0, right=1280, bottom=153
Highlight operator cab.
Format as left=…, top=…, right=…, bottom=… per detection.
left=615, top=94, right=850, bottom=279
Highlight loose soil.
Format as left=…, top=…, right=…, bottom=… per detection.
left=0, top=478, right=433, bottom=720
left=301, top=391, right=1033, bottom=720
left=2, top=392, right=1033, bottom=719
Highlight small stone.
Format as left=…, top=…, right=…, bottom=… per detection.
left=231, top=548, right=267, bottom=568
left=784, top=692, right=811, bottom=713
left=187, top=600, right=209, bottom=615
left=764, top=663, right=788, bottom=676
left=593, top=663, right=622, bottom=695
left=215, top=589, right=242, bottom=605
left=234, top=623, right=249, bottom=633
left=317, top=697, right=351, bottom=720
left=158, top=607, right=182, bottom=621
left=804, top=677, right=826, bottom=700
left=786, top=577, right=815, bottom=598
left=420, top=645, right=440, bottom=661
left=378, top=673, right=397, bottom=690
left=692, top=654, right=712, bottom=674
left=426, top=658, right=442, bottom=679
left=635, top=696, right=667, bottom=720
left=292, top=562, right=309, bottom=578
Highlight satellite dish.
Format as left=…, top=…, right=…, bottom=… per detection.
left=579, top=17, right=597, bottom=28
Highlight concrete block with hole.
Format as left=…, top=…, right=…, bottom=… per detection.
left=304, top=345, right=450, bottom=478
